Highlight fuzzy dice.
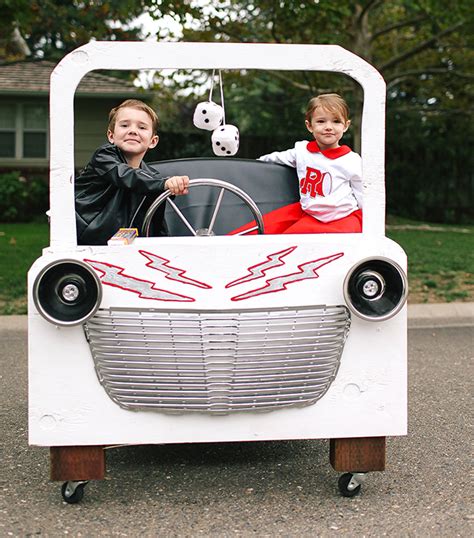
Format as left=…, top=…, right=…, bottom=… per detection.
left=211, top=125, right=240, bottom=156
left=193, top=101, right=224, bottom=131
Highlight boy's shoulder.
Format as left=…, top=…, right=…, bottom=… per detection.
left=92, top=142, right=120, bottom=157
left=90, top=143, right=126, bottom=165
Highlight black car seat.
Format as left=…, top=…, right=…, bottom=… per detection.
left=148, top=158, right=299, bottom=236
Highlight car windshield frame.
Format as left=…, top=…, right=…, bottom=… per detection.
left=48, top=42, right=387, bottom=249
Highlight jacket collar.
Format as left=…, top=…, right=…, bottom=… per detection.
left=306, top=141, right=351, bottom=159
left=113, top=143, right=150, bottom=171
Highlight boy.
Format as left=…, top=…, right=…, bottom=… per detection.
left=232, top=93, right=362, bottom=234
left=75, top=99, right=189, bottom=245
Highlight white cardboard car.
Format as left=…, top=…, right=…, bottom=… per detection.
left=28, top=41, right=407, bottom=502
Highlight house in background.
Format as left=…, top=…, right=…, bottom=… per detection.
left=0, top=60, right=150, bottom=179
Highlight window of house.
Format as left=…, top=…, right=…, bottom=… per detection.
left=0, top=105, right=16, bottom=157
left=0, top=103, right=48, bottom=159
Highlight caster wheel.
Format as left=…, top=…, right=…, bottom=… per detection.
left=61, top=481, right=86, bottom=504
left=338, top=473, right=362, bottom=498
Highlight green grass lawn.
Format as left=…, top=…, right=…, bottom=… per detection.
left=0, top=220, right=50, bottom=314
left=386, top=223, right=473, bottom=304
left=0, top=218, right=473, bottom=314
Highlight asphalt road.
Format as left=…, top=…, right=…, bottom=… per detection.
left=0, top=317, right=472, bottom=537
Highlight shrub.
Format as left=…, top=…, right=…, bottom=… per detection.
left=0, top=172, right=48, bottom=222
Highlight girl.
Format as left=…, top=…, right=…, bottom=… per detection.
left=233, top=93, right=362, bottom=234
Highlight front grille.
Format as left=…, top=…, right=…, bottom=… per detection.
left=84, top=306, right=350, bottom=414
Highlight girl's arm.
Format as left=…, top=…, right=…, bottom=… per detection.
left=349, top=156, right=363, bottom=208
left=258, top=147, right=297, bottom=168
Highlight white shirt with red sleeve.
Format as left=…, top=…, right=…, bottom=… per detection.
left=259, top=140, right=362, bottom=223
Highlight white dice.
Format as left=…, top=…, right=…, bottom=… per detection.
left=193, top=101, right=224, bottom=131
left=211, top=125, right=240, bottom=156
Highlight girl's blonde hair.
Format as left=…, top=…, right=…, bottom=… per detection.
left=108, top=99, right=160, bottom=134
left=305, top=93, right=350, bottom=123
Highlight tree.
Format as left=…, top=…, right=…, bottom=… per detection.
left=149, top=1, right=472, bottom=144
left=146, top=0, right=472, bottom=222
left=0, top=0, right=149, bottom=62
left=1, top=0, right=471, bottom=221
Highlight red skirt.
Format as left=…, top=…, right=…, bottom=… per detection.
left=230, top=202, right=362, bottom=235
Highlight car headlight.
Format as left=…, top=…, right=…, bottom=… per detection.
left=343, top=257, right=408, bottom=321
left=33, top=259, right=102, bottom=326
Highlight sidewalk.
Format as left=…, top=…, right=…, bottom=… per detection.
left=407, top=302, right=474, bottom=328
left=1, top=303, right=473, bottom=330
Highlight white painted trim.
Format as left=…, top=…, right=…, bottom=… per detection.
left=49, top=41, right=386, bottom=249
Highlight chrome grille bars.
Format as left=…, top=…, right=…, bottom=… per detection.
left=85, top=306, right=350, bottom=414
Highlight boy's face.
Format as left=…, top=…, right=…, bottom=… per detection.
left=305, top=106, right=350, bottom=150
left=107, top=106, right=158, bottom=160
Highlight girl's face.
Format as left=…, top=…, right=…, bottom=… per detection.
left=305, top=106, right=350, bottom=150
left=107, top=107, right=159, bottom=161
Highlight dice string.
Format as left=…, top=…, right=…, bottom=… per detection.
left=208, top=69, right=226, bottom=125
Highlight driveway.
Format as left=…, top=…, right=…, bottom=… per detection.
left=0, top=315, right=472, bottom=536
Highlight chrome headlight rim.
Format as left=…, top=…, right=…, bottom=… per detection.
left=343, top=256, right=408, bottom=322
left=32, top=258, right=102, bottom=326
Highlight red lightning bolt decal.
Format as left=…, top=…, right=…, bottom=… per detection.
left=139, top=250, right=212, bottom=289
left=85, top=259, right=194, bottom=302
left=226, top=246, right=297, bottom=288
left=230, top=252, right=344, bottom=301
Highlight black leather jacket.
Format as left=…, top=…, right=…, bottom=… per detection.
left=75, top=143, right=168, bottom=245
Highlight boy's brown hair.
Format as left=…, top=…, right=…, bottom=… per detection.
left=107, top=99, right=160, bottom=134
left=305, top=93, right=350, bottom=123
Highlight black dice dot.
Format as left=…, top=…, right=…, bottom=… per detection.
left=205, top=118, right=209, bottom=123
left=216, top=141, right=220, bottom=146
left=222, top=147, right=226, bottom=151
left=202, top=110, right=207, bottom=114
left=226, top=151, right=231, bottom=154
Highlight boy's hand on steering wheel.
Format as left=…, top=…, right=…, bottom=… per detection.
left=165, top=176, right=189, bottom=195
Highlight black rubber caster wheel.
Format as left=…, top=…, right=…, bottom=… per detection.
left=61, top=481, right=86, bottom=504
left=338, top=473, right=361, bottom=498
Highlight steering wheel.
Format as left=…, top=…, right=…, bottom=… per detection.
left=142, top=178, right=265, bottom=237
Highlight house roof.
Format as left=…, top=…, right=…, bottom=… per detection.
left=0, top=60, right=146, bottom=98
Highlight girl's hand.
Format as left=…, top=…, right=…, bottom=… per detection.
left=165, top=175, right=189, bottom=195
